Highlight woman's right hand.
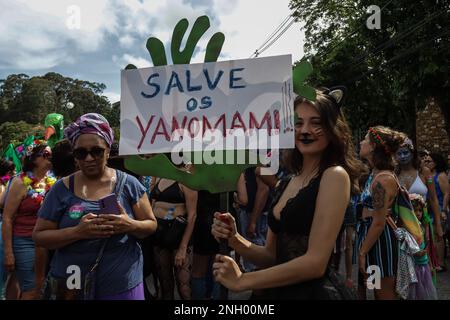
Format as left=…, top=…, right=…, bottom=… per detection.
left=211, top=212, right=237, bottom=243
left=4, top=251, right=15, bottom=273
left=75, top=213, right=114, bottom=239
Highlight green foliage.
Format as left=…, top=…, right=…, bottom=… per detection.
left=290, top=0, right=450, bottom=142
left=0, top=72, right=112, bottom=126
left=0, top=71, right=122, bottom=150
left=0, top=121, right=38, bottom=152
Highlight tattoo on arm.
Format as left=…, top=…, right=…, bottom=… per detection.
left=372, top=182, right=386, bottom=210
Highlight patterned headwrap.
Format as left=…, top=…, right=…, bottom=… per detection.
left=64, top=113, right=114, bottom=148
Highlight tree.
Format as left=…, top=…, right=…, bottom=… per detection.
left=0, top=72, right=112, bottom=125
left=290, top=0, right=450, bottom=142
left=0, top=121, right=38, bottom=152
left=0, top=73, right=29, bottom=119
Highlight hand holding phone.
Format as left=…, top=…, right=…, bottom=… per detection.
left=98, top=193, right=120, bottom=215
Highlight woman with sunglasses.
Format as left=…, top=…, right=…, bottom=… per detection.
left=2, top=143, right=55, bottom=299
left=33, top=113, right=157, bottom=300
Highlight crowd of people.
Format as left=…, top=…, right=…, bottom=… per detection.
left=0, top=87, right=449, bottom=300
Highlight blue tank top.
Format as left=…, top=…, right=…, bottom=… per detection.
left=434, top=174, right=444, bottom=209
left=360, top=174, right=374, bottom=211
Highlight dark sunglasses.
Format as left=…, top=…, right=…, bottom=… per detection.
left=36, top=150, right=52, bottom=159
left=73, top=147, right=105, bottom=160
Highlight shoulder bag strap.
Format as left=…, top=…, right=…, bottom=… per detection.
left=89, top=170, right=127, bottom=273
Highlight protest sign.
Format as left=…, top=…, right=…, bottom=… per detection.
left=119, top=54, right=294, bottom=155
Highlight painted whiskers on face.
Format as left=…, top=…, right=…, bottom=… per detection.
left=312, top=126, right=324, bottom=137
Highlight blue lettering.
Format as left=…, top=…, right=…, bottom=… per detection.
left=165, top=71, right=184, bottom=95
left=141, top=73, right=160, bottom=98
left=199, top=96, right=212, bottom=109
left=230, top=68, right=246, bottom=89
left=186, top=70, right=202, bottom=92
left=203, top=69, right=224, bottom=90
left=187, top=98, right=197, bottom=112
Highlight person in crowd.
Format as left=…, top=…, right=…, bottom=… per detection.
left=211, top=88, right=363, bottom=299
left=149, top=174, right=198, bottom=300
left=330, top=193, right=359, bottom=288
left=424, top=153, right=449, bottom=272
left=447, top=152, right=450, bottom=261
left=408, top=194, right=438, bottom=299
left=356, top=126, right=406, bottom=300
left=2, top=143, right=54, bottom=299
left=236, top=167, right=270, bottom=274
left=354, top=170, right=370, bottom=299
left=32, top=113, right=157, bottom=300
left=50, top=139, right=76, bottom=179
left=137, top=175, right=158, bottom=300
left=0, top=159, right=16, bottom=299
left=191, top=173, right=246, bottom=300
left=395, top=138, right=442, bottom=277
left=418, top=150, right=430, bottom=168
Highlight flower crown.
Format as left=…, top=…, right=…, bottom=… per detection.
left=368, top=127, right=391, bottom=155
left=409, top=193, right=425, bottom=207
left=402, top=138, right=414, bottom=151
left=23, top=139, right=46, bottom=157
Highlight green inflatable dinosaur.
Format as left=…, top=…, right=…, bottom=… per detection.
left=44, top=113, right=64, bottom=148
left=123, top=15, right=315, bottom=193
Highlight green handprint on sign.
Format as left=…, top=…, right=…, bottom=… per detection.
left=123, top=15, right=315, bottom=193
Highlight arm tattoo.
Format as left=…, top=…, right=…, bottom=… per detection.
left=372, top=182, right=386, bottom=210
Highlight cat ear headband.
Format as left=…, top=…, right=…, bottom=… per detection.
left=320, top=86, right=347, bottom=110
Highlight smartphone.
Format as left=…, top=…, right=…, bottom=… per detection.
left=98, top=193, right=120, bottom=215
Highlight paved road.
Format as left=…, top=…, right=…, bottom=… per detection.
left=436, top=256, right=450, bottom=299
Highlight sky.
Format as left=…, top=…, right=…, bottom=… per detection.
left=0, top=0, right=305, bottom=104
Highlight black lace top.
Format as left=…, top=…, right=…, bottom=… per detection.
left=263, top=173, right=344, bottom=299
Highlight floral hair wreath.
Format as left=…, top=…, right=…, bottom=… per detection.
left=402, top=137, right=414, bottom=151
left=368, top=127, right=391, bottom=155
left=409, top=193, right=425, bottom=208
left=24, top=139, right=46, bottom=157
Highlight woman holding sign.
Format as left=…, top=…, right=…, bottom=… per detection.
left=211, top=88, right=363, bottom=299
left=33, top=113, right=157, bottom=300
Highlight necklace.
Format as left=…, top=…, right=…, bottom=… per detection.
left=297, top=166, right=320, bottom=189
left=398, top=171, right=417, bottom=189
left=21, top=171, right=56, bottom=205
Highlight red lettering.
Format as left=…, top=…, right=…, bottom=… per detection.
left=249, top=111, right=272, bottom=132
left=151, top=118, right=170, bottom=144
left=136, top=115, right=155, bottom=150
left=273, top=110, right=280, bottom=131
left=230, top=111, right=247, bottom=131
left=171, top=116, right=188, bottom=133
left=202, top=114, right=226, bottom=137
left=188, top=117, right=200, bottom=138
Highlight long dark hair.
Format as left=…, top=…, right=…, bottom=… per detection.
left=368, top=126, right=406, bottom=171
left=22, top=144, right=47, bottom=173
left=430, top=153, right=448, bottom=173
left=284, top=90, right=365, bottom=193
left=0, top=158, right=15, bottom=177
left=51, top=139, right=76, bottom=178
